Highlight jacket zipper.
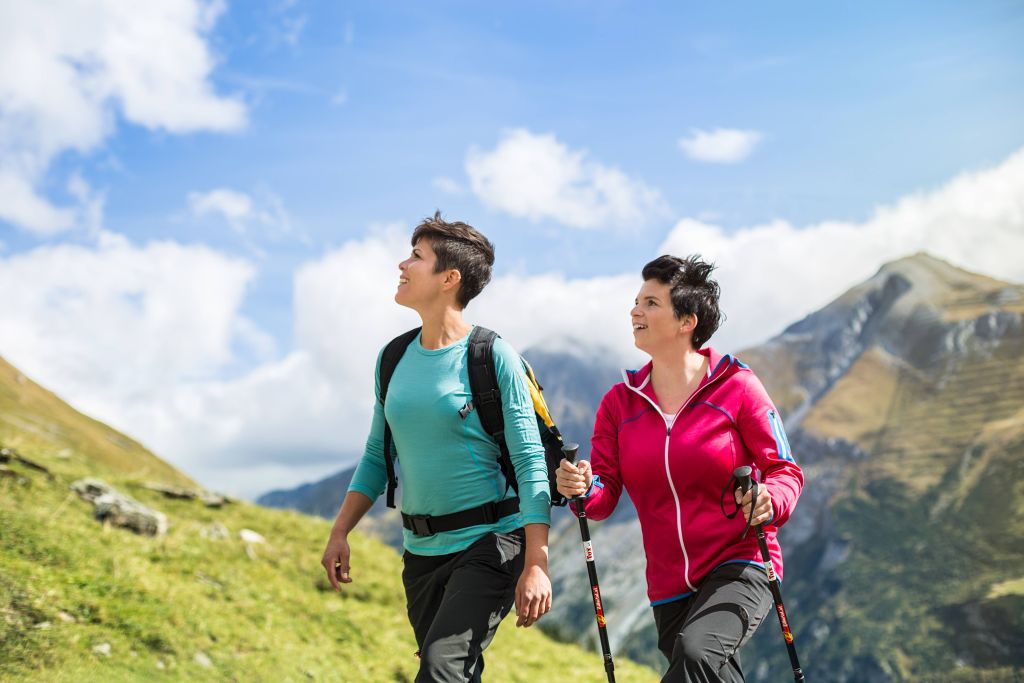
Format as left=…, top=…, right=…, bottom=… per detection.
left=621, top=361, right=731, bottom=592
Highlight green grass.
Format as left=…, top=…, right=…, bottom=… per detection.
left=0, top=358, right=657, bottom=682
left=0, top=455, right=658, bottom=682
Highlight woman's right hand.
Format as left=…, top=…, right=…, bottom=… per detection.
left=556, top=458, right=593, bottom=499
left=321, top=533, right=352, bottom=591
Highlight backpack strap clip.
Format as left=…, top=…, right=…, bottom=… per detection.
left=475, top=389, right=501, bottom=407
left=404, top=513, right=434, bottom=537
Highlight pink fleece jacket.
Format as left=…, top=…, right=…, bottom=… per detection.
left=580, top=348, right=804, bottom=605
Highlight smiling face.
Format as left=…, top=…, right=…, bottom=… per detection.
left=395, top=237, right=458, bottom=310
left=631, top=278, right=696, bottom=354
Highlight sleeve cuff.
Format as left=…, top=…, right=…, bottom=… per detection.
left=347, top=483, right=382, bottom=500
left=581, top=473, right=603, bottom=499
left=520, top=514, right=551, bottom=527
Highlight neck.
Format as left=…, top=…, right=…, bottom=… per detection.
left=649, top=344, right=707, bottom=388
left=418, top=303, right=472, bottom=350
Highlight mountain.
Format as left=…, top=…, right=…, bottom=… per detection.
left=0, top=356, right=658, bottom=681
left=739, top=253, right=1024, bottom=682
left=263, top=253, right=1024, bottom=682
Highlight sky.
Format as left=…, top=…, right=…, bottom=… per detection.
left=1, top=0, right=1023, bottom=497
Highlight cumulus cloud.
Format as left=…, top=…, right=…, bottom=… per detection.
left=189, top=189, right=254, bottom=232
left=0, top=0, right=245, bottom=235
left=678, top=128, right=762, bottom=164
left=659, top=146, right=1024, bottom=351
left=0, top=230, right=259, bottom=417
left=188, top=187, right=295, bottom=240
left=466, top=128, right=667, bottom=229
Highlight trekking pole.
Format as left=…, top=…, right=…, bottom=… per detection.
left=563, top=443, right=616, bottom=683
left=734, top=466, right=805, bottom=682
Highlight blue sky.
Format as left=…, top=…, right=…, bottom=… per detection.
left=2, top=0, right=1023, bottom=495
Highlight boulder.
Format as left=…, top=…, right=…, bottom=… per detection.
left=143, top=483, right=197, bottom=500
left=0, top=447, right=50, bottom=474
left=239, top=529, right=265, bottom=544
left=71, top=478, right=168, bottom=537
left=200, top=491, right=229, bottom=508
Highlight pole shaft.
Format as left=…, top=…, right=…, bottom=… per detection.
left=753, top=512, right=805, bottom=681
left=575, top=505, right=616, bottom=682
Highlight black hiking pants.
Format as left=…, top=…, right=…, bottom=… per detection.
left=653, top=563, right=773, bottom=683
left=402, top=528, right=525, bottom=682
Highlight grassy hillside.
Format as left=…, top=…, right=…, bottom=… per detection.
left=0, top=356, right=193, bottom=489
left=0, top=359, right=658, bottom=682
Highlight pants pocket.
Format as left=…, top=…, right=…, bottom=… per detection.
left=493, top=529, right=525, bottom=569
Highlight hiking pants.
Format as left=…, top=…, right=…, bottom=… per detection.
left=653, top=563, right=773, bottom=683
left=402, top=528, right=525, bottom=683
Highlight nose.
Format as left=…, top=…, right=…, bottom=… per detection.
left=631, top=303, right=642, bottom=317
left=398, top=257, right=409, bottom=271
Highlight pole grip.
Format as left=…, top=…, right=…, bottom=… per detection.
left=562, top=442, right=580, bottom=465
left=733, top=465, right=753, bottom=496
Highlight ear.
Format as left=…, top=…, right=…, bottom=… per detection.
left=679, top=313, right=698, bottom=334
left=441, top=268, right=462, bottom=292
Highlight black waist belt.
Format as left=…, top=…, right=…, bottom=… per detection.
left=401, top=498, right=520, bottom=537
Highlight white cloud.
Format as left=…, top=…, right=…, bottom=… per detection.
left=432, top=176, right=464, bottom=195
left=0, top=230, right=258, bottom=417
left=188, top=187, right=296, bottom=241
left=678, top=128, right=762, bottom=164
left=0, top=0, right=245, bottom=235
left=659, top=146, right=1024, bottom=352
left=466, top=128, right=667, bottom=229
left=0, top=171, right=76, bottom=235
left=189, top=188, right=256, bottom=235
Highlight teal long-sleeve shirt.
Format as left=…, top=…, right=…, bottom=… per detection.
left=348, top=328, right=551, bottom=555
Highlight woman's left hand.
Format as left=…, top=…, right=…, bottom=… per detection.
left=735, top=485, right=774, bottom=526
left=515, top=563, right=552, bottom=628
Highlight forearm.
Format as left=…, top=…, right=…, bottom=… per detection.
left=763, top=461, right=803, bottom=526
left=330, top=491, right=374, bottom=537
left=523, top=523, right=549, bottom=569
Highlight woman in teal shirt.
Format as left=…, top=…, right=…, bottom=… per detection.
left=322, top=212, right=552, bottom=682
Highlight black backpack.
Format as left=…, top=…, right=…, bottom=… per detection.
left=378, top=326, right=569, bottom=511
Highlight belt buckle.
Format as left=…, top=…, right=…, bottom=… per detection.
left=409, top=514, right=434, bottom=537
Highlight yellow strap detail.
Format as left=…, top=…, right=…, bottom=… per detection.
left=523, top=360, right=556, bottom=429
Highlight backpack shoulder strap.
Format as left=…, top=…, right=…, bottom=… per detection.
left=379, top=327, right=421, bottom=508
left=466, top=326, right=518, bottom=495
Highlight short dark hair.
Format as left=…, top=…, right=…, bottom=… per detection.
left=641, top=254, right=723, bottom=348
left=411, top=211, right=495, bottom=308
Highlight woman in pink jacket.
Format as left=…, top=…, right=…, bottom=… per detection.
left=557, top=254, right=803, bottom=682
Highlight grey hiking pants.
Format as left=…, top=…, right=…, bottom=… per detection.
left=653, top=563, right=773, bottom=682
left=402, top=528, right=525, bottom=683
